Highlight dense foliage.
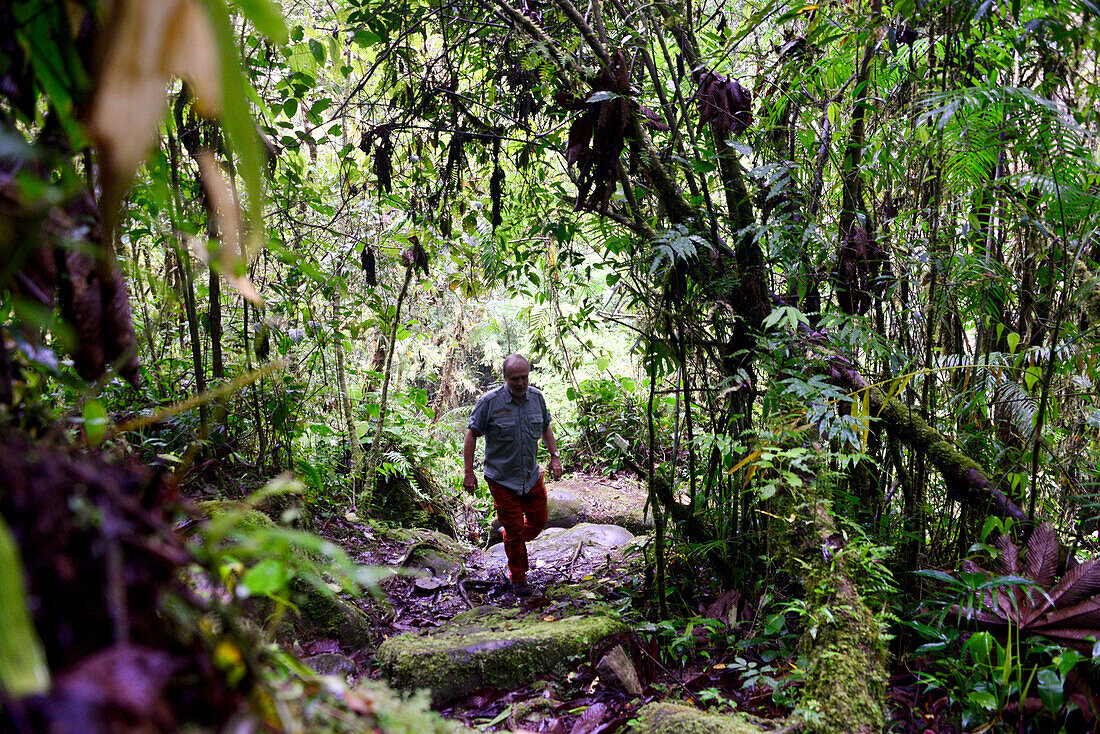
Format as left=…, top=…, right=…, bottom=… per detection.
left=1, top=0, right=1099, bottom=729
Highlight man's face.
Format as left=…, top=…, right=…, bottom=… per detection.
left=504, top=360, right=530, bottom=400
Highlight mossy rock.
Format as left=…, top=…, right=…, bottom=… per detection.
left=283, top=578, right=375, bottom=650
left=630, top=703, right=768, bottom=734
left=379, top=527, right=472, bottom=576
left=376, top=604, right=626, bottom=705
left=197, top=501, right=375, bottom=649
left=374, top=475, right=453, bottom=534
left=193, top=500, right=274, bottom=532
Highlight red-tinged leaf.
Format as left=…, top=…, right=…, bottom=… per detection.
left=1046, top=558, right=1100, bottom=609
left=566, top=111, right=596, bottom=165
left=570, top=702, right=608, bottom=734
left=995, top=586, right=1022, bottom=624
left=1024, top=523, right=1059, bottom=589
left=961, top=559, right=988, bottom=576
left=994, top=534, right=1019, bottom=577
left=1025, top=627, right=1100, bottom=653
left=1029, top=598, right=1100, bottom=631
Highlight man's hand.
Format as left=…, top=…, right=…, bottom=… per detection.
left=463, top=470, right=478, bottom=493
left=549, top=456, right=563, bottom=481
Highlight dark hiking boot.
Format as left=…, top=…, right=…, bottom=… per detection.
left=510, top=580, right=533, bottom=597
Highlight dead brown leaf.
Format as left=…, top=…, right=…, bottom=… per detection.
left=86, top=0, right=222, bottom=191
left=193, top=152, right=263, bottom=305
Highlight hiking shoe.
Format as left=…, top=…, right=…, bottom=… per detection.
left=510, top=580, right=533, bottom=597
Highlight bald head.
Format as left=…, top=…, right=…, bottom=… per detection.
left=502, top=354, right=530, bottom=400
left=502, top=353, right=529, bottom=377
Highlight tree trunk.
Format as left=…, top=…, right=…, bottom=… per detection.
left=333, top=290, right=364, bottom=509
left=360, top=265, right=414, bottom=513
left=166, top=130, right=208, bottom=436
left=828, top=359, right=1026, bottom=521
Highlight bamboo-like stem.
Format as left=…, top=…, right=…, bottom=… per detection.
left=361, top=265, right=415, bottom=512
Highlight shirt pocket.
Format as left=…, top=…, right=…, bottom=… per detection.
left=490, top=415, right=516, bottom=441
left=525, top=413, right=544, bottom=438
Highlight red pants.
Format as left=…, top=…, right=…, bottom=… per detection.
left=487, top=475, right=547, bottom=582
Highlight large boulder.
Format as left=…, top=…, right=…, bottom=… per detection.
left=486, top=523, right=637, bottom=572
left=553, top=478, right=653, bottom=534
left=376, top=605, right=626, bottom=705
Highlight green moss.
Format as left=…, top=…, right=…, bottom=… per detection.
left=376, top=606, right=626, bottom=705
left=194, top=500, right=274, bottom=531
left=789, top=499, right=888, bottom=734
left=630, top=703, right=767, bottom=734
left=285, top=578, right=375, bottom=649
left=292, top=678, right=477, bottom=733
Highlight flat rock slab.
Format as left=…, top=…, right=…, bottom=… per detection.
left=481, top=523, right=637, bottom=578
left=630, top=703, right=768, bottom=734
left=376, top=605, right=626, bottom=705
left=553, top=476, right=653, bottom=533
left=491, top=477, right=653, bottom=535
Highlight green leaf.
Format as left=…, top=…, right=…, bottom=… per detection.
left=1036, top=668, right=1063, bottom=714
left=968, top=690, right=998, bottom=711
left=1024, top=364, right=1042, bottom=391
left=83, top=399, right=107, bottom=445
left=587, top=91, right=620, bottom=103
left=309, top=38, right=326, bottom=64
left=353, top=29, right=382, bottom=46
left=232, top=0, right=288, bottom=42
left=1006, top=331, right=1021, bottom=354
left=914, top=569, right=958, bottom=585
left=199, top=0, right=270, bottom=264
left=0, top=515, right=50, bottom=696
left=240, top=558, right=294, bottom=597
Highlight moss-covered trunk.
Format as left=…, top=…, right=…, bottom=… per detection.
left=779, top=485, right=888, bottom=734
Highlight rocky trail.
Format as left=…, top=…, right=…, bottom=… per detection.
left=286, top=474, right=793, bottom=733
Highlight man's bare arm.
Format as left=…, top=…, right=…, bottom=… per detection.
left=543, top=425, right=562, bottom=481
left=463, top=429, right=479, bottom=492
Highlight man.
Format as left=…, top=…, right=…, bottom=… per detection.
left=464, top=354, right=563, bottom=597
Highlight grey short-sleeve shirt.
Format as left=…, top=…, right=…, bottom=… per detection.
left=467, top=384, right=551, bottom=494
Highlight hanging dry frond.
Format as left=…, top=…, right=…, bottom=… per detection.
left=442, top=132, right=466, bottom=193
left=374, top=127, right=393, bottom=194
left=401, top=236, right=429, bottom=277
left=361, top=246, right=377, bottom=287
left=557, top=50, right=635, bottom=213
left=832, top=226, right=890, bottom=315
left=86, top=0, right=222, bottom=198
left=490, top=138, right=504, bottom=229
left=255, top=323, right=270, bottom=360
left=693, top=69, right=753, bottom=139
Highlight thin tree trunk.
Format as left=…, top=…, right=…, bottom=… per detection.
left=333, top=290, right=364, bottom=508
left=361, top=265, right=414, bottom=512
left=166, top=130, right=208, bottom=435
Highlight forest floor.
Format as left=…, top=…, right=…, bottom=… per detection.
left=268, top=472, right=956, bottom=734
